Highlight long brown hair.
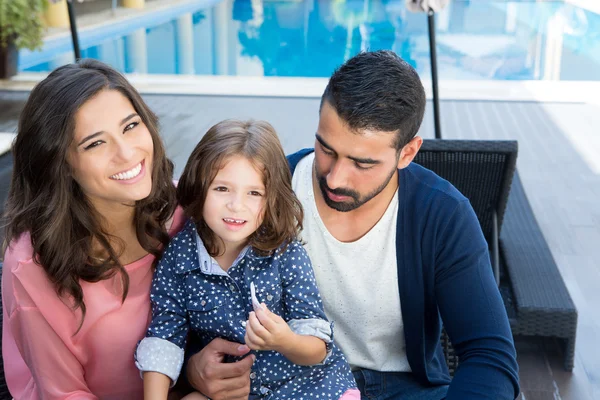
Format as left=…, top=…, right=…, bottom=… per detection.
left=3, top=59, right=177, bottom=327
left=177, top=119, right=303, bottom=256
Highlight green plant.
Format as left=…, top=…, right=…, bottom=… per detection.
left=0, top=0, right=48, bottom=50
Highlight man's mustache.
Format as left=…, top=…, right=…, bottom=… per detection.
left=318, top=177, right=359, bottom=199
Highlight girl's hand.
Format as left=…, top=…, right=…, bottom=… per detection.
left=244, top=303, right=294, bottom=352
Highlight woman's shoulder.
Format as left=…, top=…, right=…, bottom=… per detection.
left=3, top=233, right=61, bottom=313
left=3, top=233, right=36, bottom=271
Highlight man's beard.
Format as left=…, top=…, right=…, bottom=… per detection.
left=317, top=166, right=397, bottom=212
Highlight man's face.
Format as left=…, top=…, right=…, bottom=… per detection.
left=314, top=102, right=404, bottom=212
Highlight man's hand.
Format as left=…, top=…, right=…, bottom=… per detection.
left=186, top=337, right=254, bottom=400
left=244, top=303, right=294, bottom=353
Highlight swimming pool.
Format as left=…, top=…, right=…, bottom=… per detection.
left=19, top=0, right=600, bottom=81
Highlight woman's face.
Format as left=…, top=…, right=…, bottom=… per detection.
left=67, top=89, right=154, bottom=211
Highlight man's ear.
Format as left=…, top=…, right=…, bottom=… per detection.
left=397, top=136, right=423, bottom=169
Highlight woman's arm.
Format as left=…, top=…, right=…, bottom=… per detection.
left=2, top=254, right=97, bottom=400
left=6, top=307, right=97, bottom=399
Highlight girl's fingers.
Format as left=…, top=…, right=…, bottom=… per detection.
left=247, top=312, right=270, bottom=340
left=245, top=321, right=265, bottom=349
left=244, top=330, right=258, bottom=349
left=255, top=304, right=286, bottom=332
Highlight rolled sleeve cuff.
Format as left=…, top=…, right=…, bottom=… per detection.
left=288, top=318, right=334, bottom=364
left=135, top=337, right=184, bottom=386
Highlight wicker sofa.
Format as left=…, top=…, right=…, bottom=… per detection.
left=415, top=139, right=577, bottom=373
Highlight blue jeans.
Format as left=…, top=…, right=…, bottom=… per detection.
left=352, top=369, right=448, bottom=400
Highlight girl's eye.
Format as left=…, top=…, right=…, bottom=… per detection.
left=214, top=186, right=228, bottom=192
left=249, top=191, right=263, bottom=197
left=124, top=121, right=139, bottom=132
left=84, top=140, right=103, bottom=150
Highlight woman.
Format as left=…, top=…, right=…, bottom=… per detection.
left=2, top=59, right=185, bottom=399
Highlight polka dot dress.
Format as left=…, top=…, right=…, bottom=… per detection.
left=136, top=220, right=357, bottom=399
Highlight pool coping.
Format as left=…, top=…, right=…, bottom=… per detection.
left=20, top=0, right=221, bottom=70
left=1, top=73, right=598, bottom=106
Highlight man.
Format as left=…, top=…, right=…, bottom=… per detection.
left=186, top=50, right=519, bottom=399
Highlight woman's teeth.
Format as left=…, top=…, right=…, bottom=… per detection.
left=110, top=163, right=142, bottom=180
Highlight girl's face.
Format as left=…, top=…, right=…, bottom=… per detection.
left=67, top=90, right=154, bottom=212
left=203, top=155, right=267, bottom=253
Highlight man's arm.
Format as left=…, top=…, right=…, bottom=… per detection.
left=185, top=338, right=254, bottom=400
left=436, top=200, right=519, bottom=399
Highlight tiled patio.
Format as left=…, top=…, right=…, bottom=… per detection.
left=1, top=90, right=599, bottom=400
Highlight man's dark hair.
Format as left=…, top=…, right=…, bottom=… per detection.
left=320, top=50, right=426, bottom=150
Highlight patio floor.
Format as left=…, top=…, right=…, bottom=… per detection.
left=1, top=90, right=599, bottom=400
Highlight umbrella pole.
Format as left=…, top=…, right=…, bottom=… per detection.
left=67, top=0, right=82, bottom=61
left=427, top=8, right=442, bottom=139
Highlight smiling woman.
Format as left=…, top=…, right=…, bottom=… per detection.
left=68, top=90, right=155, bottom=212
left=1, top=59, right=185, bottom=399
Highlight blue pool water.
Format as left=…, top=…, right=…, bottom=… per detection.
left=19, top=0, right=600, bottom=81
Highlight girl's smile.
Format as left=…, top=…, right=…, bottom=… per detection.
left=222, top=217, right=248, bottom=231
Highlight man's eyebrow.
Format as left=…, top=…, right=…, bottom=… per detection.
left=348, top=155, right=380, bottom=165
left=315, top=134, right=334, bottom=151
left=316, top=133, right=380, bottom=165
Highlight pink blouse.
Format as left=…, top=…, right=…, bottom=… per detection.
left=2, top=207, right=186, bottom=399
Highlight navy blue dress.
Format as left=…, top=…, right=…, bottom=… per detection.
left=136, top=220, right=357, bottom=399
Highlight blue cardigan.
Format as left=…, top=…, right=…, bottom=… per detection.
left=288, top=149, right=519, bottom=399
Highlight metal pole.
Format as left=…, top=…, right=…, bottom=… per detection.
left=427, top=8, right=442, bottom=139
left=66, top=0, right=81, bottom=61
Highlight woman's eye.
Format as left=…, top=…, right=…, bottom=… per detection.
left=249, top=191, right=263, bottom=197
left=124, top=121, right=139, bottom=132
left=84, top=141, right=103, bottom=150
left=214, top=186, right=228, bottom=192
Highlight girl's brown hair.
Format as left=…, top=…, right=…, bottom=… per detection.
left=3, top=59, right=177, bottom=327
left=177, top=119, right=303, bottom=256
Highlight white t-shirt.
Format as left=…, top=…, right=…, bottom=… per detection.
left=291, top=152, right=411, bottom=372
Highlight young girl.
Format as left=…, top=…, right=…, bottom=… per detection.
left=135, top=120, right=359, bottom=399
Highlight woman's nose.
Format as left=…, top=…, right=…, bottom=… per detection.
left=114, top=137, right=135, bottom=162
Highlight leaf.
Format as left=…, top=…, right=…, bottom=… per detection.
left=0, top=0, right=48, bottom=50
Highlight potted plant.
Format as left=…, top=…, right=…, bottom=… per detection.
left=0, top=0, right=48, bottom=78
